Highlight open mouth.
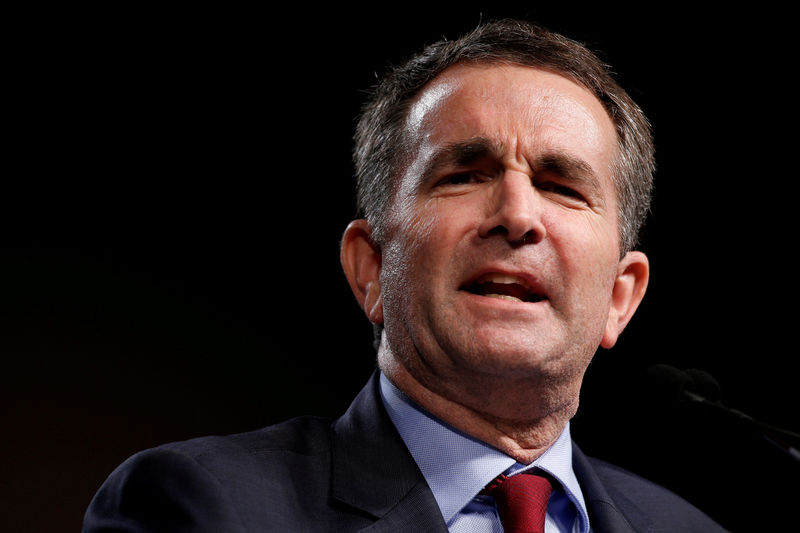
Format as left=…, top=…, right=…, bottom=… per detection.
left=461, top=272, right=544, bottom=303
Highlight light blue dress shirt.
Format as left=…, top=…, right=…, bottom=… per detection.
left=379, top=372, right=591, bottom=533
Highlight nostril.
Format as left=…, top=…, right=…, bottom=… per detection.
left=510, top=230, right=538, bottom=247
left=480, top=224, right=542, bottom=246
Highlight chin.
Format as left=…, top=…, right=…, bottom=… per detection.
left=464, top=334, right=578, bottom=374
left=463, top=369, right=583, bottom=423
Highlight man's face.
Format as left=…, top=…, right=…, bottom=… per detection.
left=377, top=63, right=631, bottom=411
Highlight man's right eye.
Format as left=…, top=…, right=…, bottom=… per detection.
left=438, top=172, right=488, bottom=186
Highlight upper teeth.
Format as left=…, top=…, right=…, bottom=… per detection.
left=476, top=273, right=530, bottom=288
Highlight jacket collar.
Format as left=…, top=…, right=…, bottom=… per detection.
left=571, top=442, right=654, bottom=533
left=331, top=370, right=449, bottom=532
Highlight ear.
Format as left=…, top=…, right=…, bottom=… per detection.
left=600, top=251, right=649, bottom=349
left=340, top=219, right=384, bottom=325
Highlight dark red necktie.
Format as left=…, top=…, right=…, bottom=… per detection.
left=482, top=473, right=553, bottom=533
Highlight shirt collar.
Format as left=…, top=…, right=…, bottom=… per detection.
left=379, top=372, right=589, bottom=529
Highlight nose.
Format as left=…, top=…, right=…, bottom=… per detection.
left=478, top=171, right=546, bottom=245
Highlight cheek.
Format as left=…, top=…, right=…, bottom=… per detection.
left=388, top=197, right=470, bottom=266
left=381, top=202, right=469, bottom=324
left=547, top=212, right=620, bottom=306
left=548, top=208, right=620, bottom=262
left=380, top=210, right=438, bottom=314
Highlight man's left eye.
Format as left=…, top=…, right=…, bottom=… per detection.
left=538, top=182, right=584, bottom=201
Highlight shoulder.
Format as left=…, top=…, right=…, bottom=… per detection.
left=137, top=415, right=337, bottom=487
left=586, top=456, right=686, bottom=504
left=162, top=415, right=335, bottom=462
left=83, top=416, right=336, bottom=533
left=582, top=455, right=728, bottom=532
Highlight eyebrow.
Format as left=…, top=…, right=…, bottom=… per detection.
left=532, top=151, right=603, bottom=197
left=420, top=137, right=502, bottom=181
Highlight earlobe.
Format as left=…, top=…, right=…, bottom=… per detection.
left=600, top=251, right=649, bottom=349
left=340, top=219, right=384, bottom=325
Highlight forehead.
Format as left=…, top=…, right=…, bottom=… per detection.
left=403, top=63, right=618, bottom=178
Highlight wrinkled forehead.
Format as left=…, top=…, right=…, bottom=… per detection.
left=406, top=63, right=614, bottom=141
left=401, top=63, right=618, bottom=184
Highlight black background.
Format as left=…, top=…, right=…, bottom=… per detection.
left=3, top=4, right=798, bottom=532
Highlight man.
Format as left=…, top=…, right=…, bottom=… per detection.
left=84, top=19, right=727, bottom=532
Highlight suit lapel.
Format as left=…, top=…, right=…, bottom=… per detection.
left=572, top=443, right=650, bottom=533
left=331, top=371, right=448, bottom=533
left=357, top=482, right=450, bottom=533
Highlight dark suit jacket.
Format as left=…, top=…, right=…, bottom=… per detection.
left=84, top=372, right=727, bottom=532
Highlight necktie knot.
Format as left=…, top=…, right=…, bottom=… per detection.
left=482, top=472, right=553, bottom=533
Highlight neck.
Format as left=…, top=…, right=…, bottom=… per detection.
left=378, top=348, right=578, bottom=465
